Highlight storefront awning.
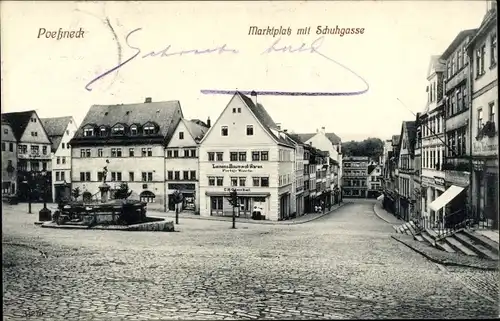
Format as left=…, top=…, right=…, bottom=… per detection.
left=429, top=185, right=464, bottom=212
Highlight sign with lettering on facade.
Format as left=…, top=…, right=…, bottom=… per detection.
left=473, top=141, right=498, bottom=154
left=223, top=187, right=251, bottom=192
left=213, top=164, right=263, bottom=173
left=445, top=171, right=470, bottom=187
left=433, top=177, right=445, bottom=186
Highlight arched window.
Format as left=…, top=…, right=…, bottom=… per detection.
left=143, top=123, right=156, bottom=135
left=130, top=125, right=138, bottom=136
left=111, top=124, right=125, bottom=136
left=99, top=126, right=108, bottom=137
left=140, top=191, right=156, bottom=203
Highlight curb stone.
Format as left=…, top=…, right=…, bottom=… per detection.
left=391, top=235, right=498, bottom=271
left=154, top=203, right=348, bottom=226
left=372, top=203, right=401, bottom=224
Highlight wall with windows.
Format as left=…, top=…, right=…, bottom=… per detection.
left=71, top=144, right=166, bottom=209
left=16, top=113, right=52, bottom=173
left=51, top=119, right=78, bottom=201
left=1, top=124, right=17, bottom=195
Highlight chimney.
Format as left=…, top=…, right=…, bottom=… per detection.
left=206, top=117, right=211, bottom=128
left=145, top=97, right=152, bottom=103
left=276, top=123, right=281, bottom=130
left=320, top=127, right=326, bottom=134
left=250, top=90, right=258, bottom=106
left=283, top=129, right=288, bottom=133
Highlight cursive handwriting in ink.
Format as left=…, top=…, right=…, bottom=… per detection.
left=142, top=44, right=239, bottom=58
left=261, top=36, right=325, bottom=54
left=85, top=28, right=142, bottom=92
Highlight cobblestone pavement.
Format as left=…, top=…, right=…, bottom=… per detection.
left=2, top=201, right=499, bottom=320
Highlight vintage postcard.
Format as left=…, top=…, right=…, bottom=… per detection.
left=1, top=0, right=498, bottom=319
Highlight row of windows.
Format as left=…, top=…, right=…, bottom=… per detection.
left=447, top=44, right=467, bottom=80
left=1, top=142, right=14, bottom=152
left=399, top=155, right=412, bottom=170
left=345, top=180, right=366, bottom=187
left=56, top=157, right=67, bottom=165
left=80, top=148, right=153, bottom=158
left=166, top=148, right=197, bottom=158
left=80, top=171, right=156, bottom=182
left=54, top=171, right=67, bottom=182
left=447, top=127, right=467, bottom=157
left=17, top=160, right=48, bottom=172
left=220, top=125, right=255, bottom=137
left=207, top=176, right=270, bottom=187
left=167, top=170, right=197, bottom=181
left=399, top=177, right=411, bottom=198
left=279, top=149, right=292, bottom=162
left=83, top=123, right=158, bottom=137
left=447, top=84, right=468, bottom=117
left=475, top=33, right=497, bottom=78
left=207, top=151, right=269, bottom=162
left=422, top=147, right=444, bottom=170
left=18, top=144, right=48, bottom=155
left=477, top=101, right=496, bottom=133
left=422, top=115, right=443, bottom=138
left=279, top=174, right=291, bottom=186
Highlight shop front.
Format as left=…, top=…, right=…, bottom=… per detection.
left=206, top=187, right=271, bottom=220
left=167, top=183, right=196, bottom=212
left=471, top=158, right=498, bottom=229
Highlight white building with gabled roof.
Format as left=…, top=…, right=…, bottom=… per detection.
left=198, top=92, right=296, bottom=221
left=165, top=118, right=210, bottom=213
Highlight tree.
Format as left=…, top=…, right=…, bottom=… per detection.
left=227, top=189, right=238, bottom=229
left=114, top=183, right=133, bottom=200
left=172, top=190, right=184, bottom=224
left=71, top=187, right=81, bottom=200
left=342, top=137, right=384, bottom=161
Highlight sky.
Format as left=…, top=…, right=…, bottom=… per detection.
left=0, top=1, right=491, bottom=142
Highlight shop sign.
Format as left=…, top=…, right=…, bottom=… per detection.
left=213, top=163, right=263, bottom=173
left=433, top=177, right=445, bottom=186
left=224, top=187, right=251, bottom=192
left=473, top=141, right=498, bottom=153
left=445, top=171, right=470, bottom=187
left=421, top=176, right=433, bottom=186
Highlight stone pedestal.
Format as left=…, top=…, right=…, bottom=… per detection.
left=99, top=183, right=111, bottom=203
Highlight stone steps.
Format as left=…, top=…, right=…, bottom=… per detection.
left=462, top=229, right=499, bottom=255
left=445, top=236, right=477, bottom=256
left=454, top=232, right=498, bottom=260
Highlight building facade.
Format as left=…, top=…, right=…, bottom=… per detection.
left=439, top=29, right=477, bottom=227
left=41, top=116, right=78, bottom=202
left=287, top=133, right=305, bottom=217
left=165, top=118, right=210, bottom=213
left=198, top=92, right=296, bottom=221
left=2, top=111, right=52, bottom=201
left=467, top=5, right=498, bottom=229
left=382, top=135, right=400, bottom=215
left=342, top=156, right=369, bottom=198
left=396, top=122, right=417, bottom=222
left=69, top=98, right=183, bottom=210
left=366, top=163, right=382, bottom=198
left=1, top=123, right=17, bottom=195
left=420, top=56, right=447, bottom=225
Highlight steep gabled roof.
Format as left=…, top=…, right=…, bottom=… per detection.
left=1, top=110, right=36, bottom=141
left=40, top=116, right=72, bottom=137
left=237, top=92, right=293, bottom=147
left=41, top=116, right=73, bottom=152
left=1, top=123, right=16, bottom=142
left=71, top=100, right=183, bottom=145
left=296, top=132, right=342, bottom=146
left=184, top=119, right=209, bottom=143
left=441, top=29, right=478, bottom=60
left=468, top=6, right=497, bottom=49
left=426, top=55, right=446, bottom=79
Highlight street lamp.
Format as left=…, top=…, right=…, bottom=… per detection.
left=38, top=170, right=52, bottom=221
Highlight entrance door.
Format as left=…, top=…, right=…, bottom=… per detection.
left=238, top=197, right=251, bottom=219
left=210, top=196, right=224, bottom=216
left=486, top=174, right=498, bottom=228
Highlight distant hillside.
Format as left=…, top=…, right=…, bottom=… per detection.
left=342, top=137, right=384, bottom=161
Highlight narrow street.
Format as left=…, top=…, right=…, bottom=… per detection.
left=2, top=200, right=498, bottom=320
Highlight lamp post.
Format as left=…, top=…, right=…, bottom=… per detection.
left=38, top=170, right=52, bottom=221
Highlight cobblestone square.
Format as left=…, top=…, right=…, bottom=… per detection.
left=2, top=201, right=499, bottom=320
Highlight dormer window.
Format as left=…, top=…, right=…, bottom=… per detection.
left=83, top=127, right=94, bottom=137
left=130, top=125, right=138, bottom=136
left=99, top=126, right=108, bottom=137
left=143, top=124, right=155, bottom=135
left=111, top=124, right=125, bottom=136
